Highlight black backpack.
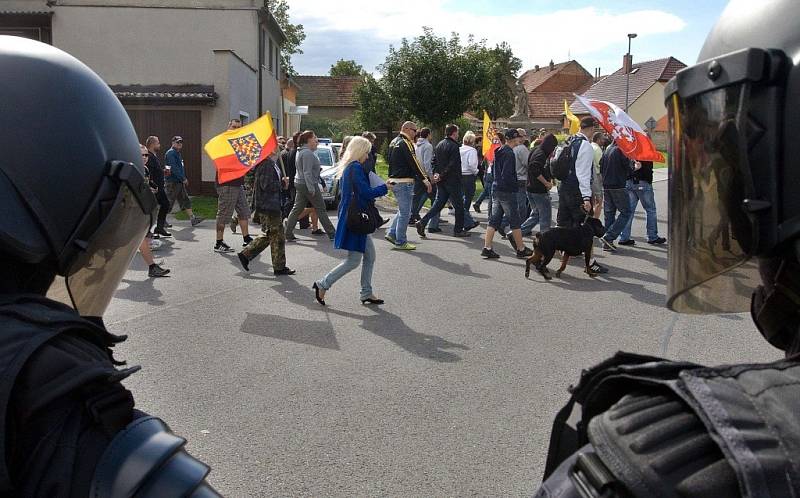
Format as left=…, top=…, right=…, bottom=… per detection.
left=550, top=135, right=585, bottom=181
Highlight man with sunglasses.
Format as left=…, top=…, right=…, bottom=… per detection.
left=386, top=121, right=431, bottom=250
left=535, top=1, right=800, bottom=496
left=0, top=38, right=218, bottom=496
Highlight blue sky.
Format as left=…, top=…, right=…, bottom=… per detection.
left=289, top=0, right=729, bottom=77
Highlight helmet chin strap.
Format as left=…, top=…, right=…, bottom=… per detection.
left=751, top=254, right=800, bottom=355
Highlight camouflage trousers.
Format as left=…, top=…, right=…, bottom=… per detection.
left=240, top=211, right=286, bottom=270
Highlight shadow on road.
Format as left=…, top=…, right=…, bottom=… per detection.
left=115, top=278, right=166, bottom=305
left=263, top=276, right=469, bottom=362
left=325, top=306, right=470, bottom=363
left=241, top=312, right=340, bottom=350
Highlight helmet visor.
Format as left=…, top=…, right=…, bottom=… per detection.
left=667, top=88, right=760, bottom=313
left=47, top=183, right=150, bottom=316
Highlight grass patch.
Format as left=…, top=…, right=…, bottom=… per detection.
left=174, top=196, right=218, bottom=220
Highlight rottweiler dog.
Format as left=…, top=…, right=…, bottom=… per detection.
left=525, top=217, right=607, bottom=280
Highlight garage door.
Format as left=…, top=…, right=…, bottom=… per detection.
left=125, top=109, right=211, bottom=195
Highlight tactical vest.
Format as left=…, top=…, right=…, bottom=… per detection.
left=0, top=294, right=135, bottom=495
left=542, top=351, right=800, bottom=497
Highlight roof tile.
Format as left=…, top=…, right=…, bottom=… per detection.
left=570, top=57, right=686, bottom=113
left=294, top=76, right=361, bottom=108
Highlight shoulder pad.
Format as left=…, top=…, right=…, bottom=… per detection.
left=90, top=416, right=220, bottom=498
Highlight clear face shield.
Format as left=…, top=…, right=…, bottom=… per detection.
left=47, top=161, right=156, bottom=317
left=665, top=48, right=785, bottom=313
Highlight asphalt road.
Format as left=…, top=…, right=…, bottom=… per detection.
left=108, top=172, right=778, bottom=497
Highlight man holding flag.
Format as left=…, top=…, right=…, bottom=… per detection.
left=205, top=115, right=279, bottom=253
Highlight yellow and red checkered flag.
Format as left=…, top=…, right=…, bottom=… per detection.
left=204, top=112, right=278, bottom=183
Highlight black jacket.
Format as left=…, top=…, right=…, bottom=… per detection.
left=387, top=133, right=428, bottom=180
left=432, top=136, right=462, bottom=182
left=527, top=135, right=557, bottom=193
left=631, top=160, right=654, bottom=184
left=493, top=145, right=518, bottom=193
left=283, top=148, right=297, bottom=187
left=146, top=152, right=165, bottom=189
left=600, top=145, right=633, bottom=189
left=253, top=158, right=283, bottom=214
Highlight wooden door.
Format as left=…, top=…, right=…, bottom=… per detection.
left=125, top=109, right=205, bottom=194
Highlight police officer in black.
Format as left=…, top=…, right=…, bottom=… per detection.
left=536, top=1, right=800, bottom=496
left=0, top=38, right=219, bottom=496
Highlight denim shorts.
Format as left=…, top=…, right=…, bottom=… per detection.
left=489, top=190, right=521, bottom=230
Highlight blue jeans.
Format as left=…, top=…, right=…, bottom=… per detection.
left=387, top=182, right=414, bottom=244
left=520, top=192, right=552, bottom=235
left=418, top=184, right=441, bottom=228
left=603, top=187, right=633, bottom=241
left=489, top=190, right=522, bottom=230
left=476, top=172, right=493, bottom=218
left=501, top=187, right=528, bottom=230
left=620, top=180, right=660, bottom=242
left=462, top=174, right=477, bottom=227
left=316, top=237, right=376, bottom=300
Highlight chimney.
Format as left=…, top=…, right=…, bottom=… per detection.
left=534, top=64, right=539, bottom=72
left=549, top=60, right=555, bottom=71
left=623, top=54, right=633, bottom=74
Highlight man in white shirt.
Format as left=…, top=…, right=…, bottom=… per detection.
left=460, top=131, right=480, bottom=231
left=557, top=117, right=596, bottom=228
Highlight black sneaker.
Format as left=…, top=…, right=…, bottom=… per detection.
left=153, top=227, right=172, bottom=238
left=214, top=241, right=234, bottom=253
left=148, top=264, right=170, bottom=278
left=481, top=247, right=500, bottom=259
left=428, top=227, right=443, bottom=233
left=590, top=260, right=609, bottom=274
left=516, top=247, right=534, bottom=259
left=648, top=237, right=667, bottom=245
left=190, top=216, right=204, bottom=227
left=453, top=231, right=471, bottom=237
left=618, top=239, right=636, bottom=246
left=415, top=220, right=426, bottom=238
left=274, top=267, right=296, bottom=276
left=237, top=252, right=250, bottom=271
left=473, top=202, right=481, bottom=213
left=242, top=235, right=254, bottom=246
left=600, top=237, right=618, bottom=252
left=464, top=221, right=480, bottom=232
left=311, top=229, right=325, bottom=235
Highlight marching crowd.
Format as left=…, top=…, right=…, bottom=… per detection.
left=137, top=116, right=666, bottom=305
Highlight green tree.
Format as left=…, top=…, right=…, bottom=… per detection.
left=379, top=28, right=485, bottom=133
left=354, top=75, right=405, bottom=141
left=329, top=59, right=365, bottom=77
left=469, top=42, right=522, bottom=118
left=269, top=0, right=305, bottom=78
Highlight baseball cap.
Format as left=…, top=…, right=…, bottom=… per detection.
left=171, top=136, right=183, bottom=143
left=504, top=128, right=521, bottom=140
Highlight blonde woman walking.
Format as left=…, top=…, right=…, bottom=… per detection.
left=313, top=137, right=392, bottom=305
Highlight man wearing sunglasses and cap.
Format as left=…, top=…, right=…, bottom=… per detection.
left=164, top=135, right=204, bottom=227
left=0, top=38, right=219, bottom=496
left=535, top=1, right=800, bottom=496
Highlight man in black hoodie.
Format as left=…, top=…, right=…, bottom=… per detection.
left=416, top=124, right=471, bottom=238
left=599, top=143, right=638, bottom=251
left=521, top=133, right=557, bottom=236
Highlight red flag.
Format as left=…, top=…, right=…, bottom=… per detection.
left=574, top=95, right=665, bottom=162
left=485, top=141, right=500, bottom=164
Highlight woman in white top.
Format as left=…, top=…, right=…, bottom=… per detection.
left=459, top=131, right=480, bottom=231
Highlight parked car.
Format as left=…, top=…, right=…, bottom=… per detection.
left=315, top=144, right=340, bottom=209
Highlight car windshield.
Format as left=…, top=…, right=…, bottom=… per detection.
left=315, top=148, right=334, bottom=167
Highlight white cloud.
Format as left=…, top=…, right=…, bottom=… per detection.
left=288, top=2, right=686, bottom=75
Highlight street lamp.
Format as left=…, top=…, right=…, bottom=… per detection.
left=625, top=33, right=637, bottom=113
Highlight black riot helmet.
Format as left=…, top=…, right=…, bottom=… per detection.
left=0, top=36, right=155, bottom=316
left=664, top=0, right=800, bottom=352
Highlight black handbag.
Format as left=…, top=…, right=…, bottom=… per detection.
left=345, top=164, right=380, bottom=235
